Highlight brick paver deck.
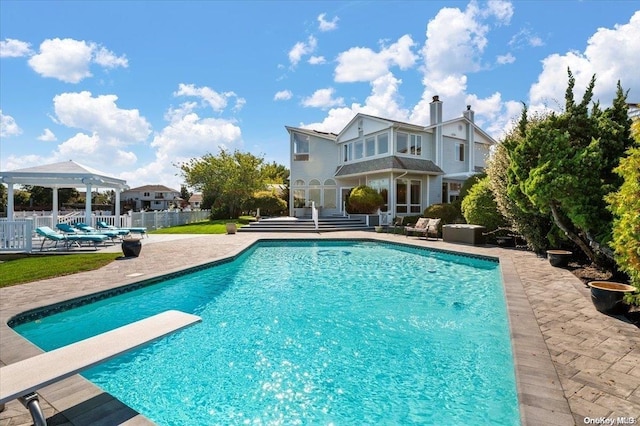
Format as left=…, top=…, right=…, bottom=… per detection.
left=1, top=232, right=638, bottom=425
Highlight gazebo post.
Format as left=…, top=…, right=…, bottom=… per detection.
left=52, top=187, right=59, bottom=226
left=115, top=189, right=121, bottom=225
left=7, top=183, right=14, bottom=221
left=85, top=183, right=92, bottom=225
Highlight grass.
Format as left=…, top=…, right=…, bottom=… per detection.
left=149, top=216, right=254, bottom=234
left=0, top=253, right=122, bottom=288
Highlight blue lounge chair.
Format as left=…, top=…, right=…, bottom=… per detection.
left=97, top=220, right=147, bottom=238
left=73, top=222, right=120, bottom=244
left=35, top=226, right=108, bottom=251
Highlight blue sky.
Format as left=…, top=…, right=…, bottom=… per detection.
left=1, top=0, right=639, bottom=190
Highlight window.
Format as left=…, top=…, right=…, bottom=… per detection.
left=343, top=144, right=352, bottom=162
left=456, top=143, right=465, bottom=161
left=365, top=137, right=376, bottom=157
left=309, top=189, right=321, bottom=206
left=294, top=179, right=305, bottom=186
left=323, top=188, right=337, bottom=208
left=377, top=133, right=389, bottom=154
left=410, top=135, right=422, bottom=155
left=368, top=178, right=389, bottom=212
left=293, top=189, right=306, bottom=208
left=143, top=192, right=150, bottom=197
left=293, top=133, right=310, bottom=161
left=354, top=140, right=364, bottom=159
left=396, top=133, right=408, bottom=154
left=396, top=179, right=421, bottom=214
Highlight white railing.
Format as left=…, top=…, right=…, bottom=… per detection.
left=0, top=219, right=33, bottom=252
left=311, top=202, right=319, bottom=230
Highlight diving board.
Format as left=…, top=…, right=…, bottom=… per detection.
left=0, top=310, right=201, bottom=405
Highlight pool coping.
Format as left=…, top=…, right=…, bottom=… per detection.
left=0, top=232, right=604, bottom=424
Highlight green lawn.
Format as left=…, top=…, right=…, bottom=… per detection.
left=0, top=216, right=256, bottom=287
left=0, top=253, right=122, bottom=288
left=149, top=217, right=254, bottom=234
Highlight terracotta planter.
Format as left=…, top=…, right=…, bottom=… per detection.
left=588, top=281, right=637, bottom=314
left=546, top=250, right=572, bottom=267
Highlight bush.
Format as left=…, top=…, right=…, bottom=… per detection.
left=423, top=203, right=462, bottom=225
left=248, top=191, right=287, bottom=217
left=461, top=176, right=508, bottom=232
left=347, top=186, right=384, bottom=214
left=607, top=145, right=640, bottom=305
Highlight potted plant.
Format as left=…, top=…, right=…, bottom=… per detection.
left=546, top=249, right=572, bottom=267
left=225, top=222, right=237, bottom=234
left=587, top=281, right=637, bottom=314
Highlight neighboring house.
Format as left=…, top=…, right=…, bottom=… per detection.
left=122, top=185, right=181, bottom=211
left=188, top=193, right=203, bottom=210
left=286, top=96, right=496, bottom=221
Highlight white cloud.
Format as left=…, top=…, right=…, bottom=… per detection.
left=53, top=91, right=151, bottom=145
left=485, top=0, right=514, bottom=23
left=27, top=38, right=127, bottom=83
left=0, top=38, right=32, bottom=57
left=334, top=35, right=417, bottom=83
left=274, top=90, right=293, bottom=101
left=174, top=83, right=245, bottom=113
left=496, top=53, right=515, bottom=65
left=302, top=88, right=345, bottom=109
left=509, top=27, right=545, bottom=49
left=37, top=128, right=57, bottom=141
left=530, top=11, right=640, bottom=110
left=318, top=13, right=339, bottom=32
left=93, top=46, right=129, bottom=68
left=288, top=36, right=317, bottom=67
left=0, top=110, right=22, bottom=137
left=308, top=56, right=326, bottom=65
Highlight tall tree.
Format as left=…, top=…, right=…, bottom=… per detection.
left=507, top=70, right=634, bottom=264
left=180, top=149, right=266, bottom=218
left=261, top=161, right=290, bottom=184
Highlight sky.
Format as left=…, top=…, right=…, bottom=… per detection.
left=1, top=1, right=639, bottom=191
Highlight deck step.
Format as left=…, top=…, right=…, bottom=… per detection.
left=238, top=217, right=372, bottom=233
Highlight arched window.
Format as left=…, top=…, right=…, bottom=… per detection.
left=294, top=179, right=305, bottom=186
left=324, top=179, right=336, bottom=186
left=309, top=179, right=321, bottom=186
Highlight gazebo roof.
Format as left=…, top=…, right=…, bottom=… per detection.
left=0, top=160, right=129, bottom=190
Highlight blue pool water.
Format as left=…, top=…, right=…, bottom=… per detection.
left=14, top=240, right=520, bottom=425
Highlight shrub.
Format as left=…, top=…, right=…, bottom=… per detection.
left=461, top=176, right=508, bottom=232
left=607, top=145, right=640, bottom=305
left=347, top=186, right=384, bottom=214
left=423, top=203, right=462, bottom=225
left=248, top=190, right=287, bottom=216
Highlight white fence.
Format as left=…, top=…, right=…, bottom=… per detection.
left=0, top=210, right=210, bottom=253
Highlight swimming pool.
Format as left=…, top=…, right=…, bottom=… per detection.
left=14, top=240, right=520, bottom=425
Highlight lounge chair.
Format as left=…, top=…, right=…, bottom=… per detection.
left=55, top=223, right=81, bottom=235
left=73, top=222, right=121, bottom=244
left=35, top=226, right=108, bottom=251
left=405, top=218, right=441, bottom=240
left=97, top=220, right=147, bottom=238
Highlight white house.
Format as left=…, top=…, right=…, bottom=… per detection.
left=286, top=96, right=496, bottom=222
left=121, top=185, right=181, bottom=211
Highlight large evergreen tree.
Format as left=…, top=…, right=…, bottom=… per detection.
left=507, top=70, right=634, bottom=264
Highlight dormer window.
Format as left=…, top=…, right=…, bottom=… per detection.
left=396, top=132, right=421, bottom=156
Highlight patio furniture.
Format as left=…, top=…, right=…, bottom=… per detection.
left=389, top=217, right=405, bottom=234
left=97, top=221, right=147, bottom=238
left=442, top=224, right=486, bottom=245
left=405, top=218, right=441, bottom=240
left=35, top=226, right=108, bottom=251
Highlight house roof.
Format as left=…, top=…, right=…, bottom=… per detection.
left=124, top=185, right=179, bottom=193
left=285, top=126, right=337, bottom=140
left=0, top=160, right=128, bottom=189
left=335, top=156, right=444, bottom=178
left=188, top=193, right=203, bottom=203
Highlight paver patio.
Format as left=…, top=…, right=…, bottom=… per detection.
left=1, top=232, right=638, bottom=425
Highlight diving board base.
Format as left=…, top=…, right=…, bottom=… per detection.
left=0, top=310, right=201, bottom=405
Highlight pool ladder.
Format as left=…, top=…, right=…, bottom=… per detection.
left=19, top=392, right=46, bottom=426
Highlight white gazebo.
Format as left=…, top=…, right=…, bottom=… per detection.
left=1, top=160, right=129, bottom=226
